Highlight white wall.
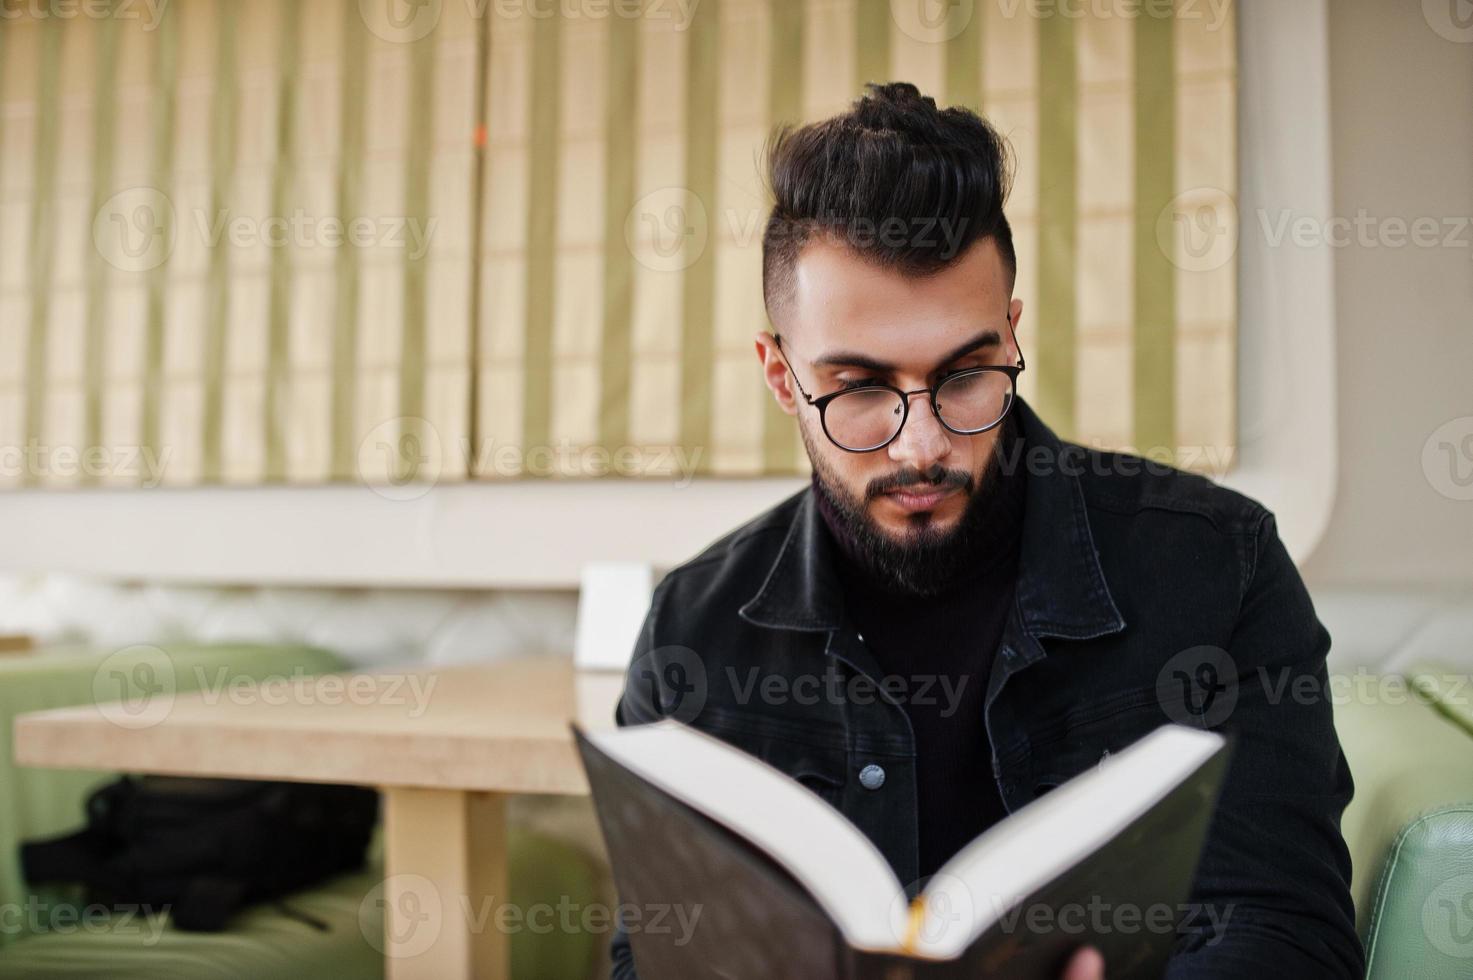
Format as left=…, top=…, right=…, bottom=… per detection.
left=1300, top=0, right=1473, bottom=590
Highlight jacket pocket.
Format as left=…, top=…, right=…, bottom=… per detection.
left=1026, top=694, right=1166, bottom=793
left=693, top=707, right=850, bottom=808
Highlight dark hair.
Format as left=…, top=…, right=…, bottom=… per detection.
left=761, top=82, right=1015, bottom=323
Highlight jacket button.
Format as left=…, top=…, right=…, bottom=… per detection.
left=858, top=764, right=886, bottom=790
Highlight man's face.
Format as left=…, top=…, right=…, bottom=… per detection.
left=756, top=236, right=1024, bottom=548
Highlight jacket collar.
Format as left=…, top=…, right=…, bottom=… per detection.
left=738, top=397, right=1126, bottom=642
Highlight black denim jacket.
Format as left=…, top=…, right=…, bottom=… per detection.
left=609, top=399, right=1363, bottom=979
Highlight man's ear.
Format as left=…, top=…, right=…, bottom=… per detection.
left=754, top=331, right=799, bottom=415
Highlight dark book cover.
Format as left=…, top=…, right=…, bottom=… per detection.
left=576, top=726, right=1229, bottom=980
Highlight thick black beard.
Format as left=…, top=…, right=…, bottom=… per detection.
left=805, top=418, right=1016, bottom=599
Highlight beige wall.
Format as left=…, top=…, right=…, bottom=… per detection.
left=1301, top=0, right=1473, bottom=589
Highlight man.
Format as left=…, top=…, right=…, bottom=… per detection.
left=610, top=83, right=1362, bottom=979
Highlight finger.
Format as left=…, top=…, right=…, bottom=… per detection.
left=1061, top=945, right=1105, bottom=980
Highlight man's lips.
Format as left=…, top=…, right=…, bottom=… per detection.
left=881, top=485, right=959, bottom=512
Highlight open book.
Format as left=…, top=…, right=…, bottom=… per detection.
left=575, top=721, right=1229, bottom=980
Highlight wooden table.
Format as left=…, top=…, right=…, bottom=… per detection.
left=12, top=657, right=624, bottom=980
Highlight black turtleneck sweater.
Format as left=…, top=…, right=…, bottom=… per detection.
left=815, top=440, right=1027, bottom=883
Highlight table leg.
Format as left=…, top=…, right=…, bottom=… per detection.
left=382, top=787, right=509, bottom=980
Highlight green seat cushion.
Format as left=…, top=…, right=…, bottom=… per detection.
left=0, top=827, right=601, bottom=980
left=1333, top=683, right=1473, bottom=934
left=0, top=863, right=385, bottom=980
left=1363, top=805, right=1473, bottom=980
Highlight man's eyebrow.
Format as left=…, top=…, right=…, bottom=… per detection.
left=811, top=330, right=1003, bottom=374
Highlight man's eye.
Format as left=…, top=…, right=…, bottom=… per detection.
left=835, top=378, right=883, bottom=391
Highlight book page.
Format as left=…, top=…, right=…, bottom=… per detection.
left=916, top=726, right=1225, bottom=958
left=586, top=721, right=914, bottom=951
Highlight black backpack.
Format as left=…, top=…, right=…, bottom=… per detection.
left=21, top=775, right=379, bottom=931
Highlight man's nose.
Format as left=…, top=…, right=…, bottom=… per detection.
left=886, top=391, right=952, bottom=469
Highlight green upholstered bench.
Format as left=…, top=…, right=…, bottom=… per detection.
left=0, top=644, right=603, bottom=980
left=1362, top=804, right=1473, bottom=978
left=1336, top=661, right=1473, bottom=979
left=0, top=826, right=600, bottom=980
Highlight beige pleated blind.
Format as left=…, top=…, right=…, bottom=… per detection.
left=0, top=0, right=1237, bottom=488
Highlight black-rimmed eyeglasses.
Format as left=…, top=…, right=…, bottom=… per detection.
left=772, top=315, right=1025, bottom=453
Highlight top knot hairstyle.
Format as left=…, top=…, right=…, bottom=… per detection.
left=761, top=81, right=1016, bottom=324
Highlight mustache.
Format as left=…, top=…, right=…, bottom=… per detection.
left=865, top=466, right=974, bottom=501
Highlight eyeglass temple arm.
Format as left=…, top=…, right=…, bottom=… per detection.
left=1005, top=312, right=1026, bottom=371
left=770, top=334, right=817, bottom=404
